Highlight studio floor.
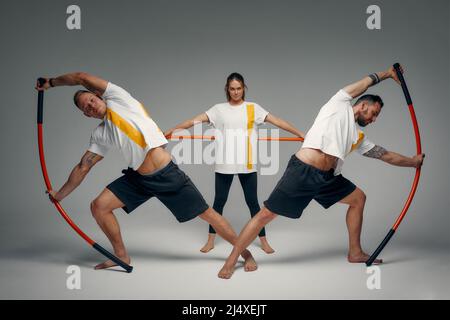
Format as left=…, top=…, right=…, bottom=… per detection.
left=1, top=219, right=448, bottom=300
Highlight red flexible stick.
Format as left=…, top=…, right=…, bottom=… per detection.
left=392, top=105, right=422, bottom=230
left=38, top=124, right=95, bottom=246
left=366, top=64, right=422, bottom=266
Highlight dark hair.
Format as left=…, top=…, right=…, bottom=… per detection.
left=354, top=94, right=384, bottom=108
left=73, top=90, right=92, bottom=109
left=225, top=72, right=247, bottom=101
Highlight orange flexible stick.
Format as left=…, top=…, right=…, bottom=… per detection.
left=167, top=135, right=304, bottom=142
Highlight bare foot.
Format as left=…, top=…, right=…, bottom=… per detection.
left=200, top=234, right=215, bottom=253
left=94, top=255, right=131, bottom=270
left=200, top=241, right=215, bottom=253
left=217, top=250, right=258, bottom=279
left=259, top=237, right=275, bottom=254
left=348, top=252, right=383, bottom=265
left=218, top=264, right=235, bottom=279
left=241, top=250, right=258, bottom=272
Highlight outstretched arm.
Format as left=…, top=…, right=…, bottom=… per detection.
left=343, top=64, right=404, bottom=99
left=164, top=113, right=210, bottom=138
left=363, top=145, right=425, bottom=168
left=265, top=114, right=305, bottom=139
left=48, top=151, right=103, bottom=202
left=35, top=72, right=108, bottom=96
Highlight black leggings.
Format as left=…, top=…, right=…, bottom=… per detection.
left=209, top=172, right=265, bottom=237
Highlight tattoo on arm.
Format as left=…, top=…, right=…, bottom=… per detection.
left=80, top=152, right=102, bottom=168
left=363, top=145, right=388, bottom=159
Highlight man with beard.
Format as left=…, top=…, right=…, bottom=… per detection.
left=218, top=64, right=425, bottom=279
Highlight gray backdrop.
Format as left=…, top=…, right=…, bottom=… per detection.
left=0, top=0, right=449, bottom=299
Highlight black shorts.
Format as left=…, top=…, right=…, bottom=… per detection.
left=106, top=161, right=209, bottom=223
left=263, top=155, right=356, bottom=219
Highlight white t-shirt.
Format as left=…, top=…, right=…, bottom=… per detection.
left=301, top=89, right=375, bottom=175
left=88, top=83, right=168, bottom=170
left=205, top=102, right=269, bottom=174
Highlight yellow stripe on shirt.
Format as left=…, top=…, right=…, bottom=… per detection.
left=350, top=131, right=365, bottom=153
left=106, top=108, right=147, bottom=149
left=246, top=104, right=255, bottom=170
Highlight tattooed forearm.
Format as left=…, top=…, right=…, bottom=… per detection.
left=55, top=152, right=101, bottom=200
left=363, top=145, right=388, bottom=159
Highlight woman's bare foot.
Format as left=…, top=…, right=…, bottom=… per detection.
left=259, top=236, right=275, bottom=254
left=94, top=255, right=131, bottom=270
left=348, top=252, right=383, bottom=264
left=200, top=234, right=216, bottom=253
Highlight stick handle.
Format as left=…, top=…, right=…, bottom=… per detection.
left=93, top=243, right=133, bottom=273
left=393, top=63, right=412, bottom=105
left=37, top=78, right=46, bottom=124
left=366, top=229, right=395, bottom=266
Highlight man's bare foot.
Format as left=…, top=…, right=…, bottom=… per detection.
left=94, top=255, right=131, bottom=270
left=218, top=263, right=235, bottom=279
left=348, top=252, right=383, bottom=265
left=200, top=234, right=216, bottom=253
left=259, top=236, right=275, bottom=254
left=241, top=249, right=258, bottom=272
left=218, top=250, right=257, bottom=279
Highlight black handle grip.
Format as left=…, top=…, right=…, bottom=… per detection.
left=366, top=229, right=395, bottom=266
left=37, top=77, right=46, bottom=86
left=393, top=63, right=412, bottom=105
left=37, top=78, right=46, bottom=124
left=93, top=243, right=133, bottom=273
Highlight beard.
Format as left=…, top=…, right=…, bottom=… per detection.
left=356, top=116, right=368, bottom=127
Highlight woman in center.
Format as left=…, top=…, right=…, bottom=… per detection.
left=165, top=73, right=304, bottom=253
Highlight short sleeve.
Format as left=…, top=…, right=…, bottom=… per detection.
left=101, top=82, right=143, bottom=113
left=88, top=142, right=109, bottom=157
left=88, top=124, right=110, bottom=157
left=357, top=135, right=376, bottom=155
left=254, top=103, right=269, bottom=125
left=205, top=105, right=219, bottom=127
left=102, top=82, right=132, bottom=100
left=333, top=89, right=353, bottom=103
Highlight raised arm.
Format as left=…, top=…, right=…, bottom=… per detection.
left=363, top=145, right=425, bottom=168
left=164, top=113, right=210, bottom=138
left=343, top=64, right=404, bottom=99
left=48, top=151, right=103, bottom=202
left=35, top=72, right=108, bottom=96
left=265, top=114, right=305, bottom=139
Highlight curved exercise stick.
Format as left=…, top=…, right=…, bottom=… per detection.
left=366, top=63, right=422, bottom=266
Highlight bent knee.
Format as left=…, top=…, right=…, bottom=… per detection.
left=198, top=207, right=214, bottom=221
left=258, top=207, right=277, bottom=224
left=351, top=189, right=366, bottom=208
left=90, top=198, right=109, bottom=217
